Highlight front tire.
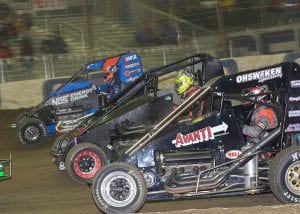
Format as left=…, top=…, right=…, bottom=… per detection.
left=269, top=145, right=300, bottom=203
left=17, top=118, right=46, bottom=147
left=65, top=142, right=107, bottom=184
left=92, top=162, right=147, bottom=214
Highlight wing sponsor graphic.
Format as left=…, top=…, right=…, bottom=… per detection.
left=124, top=54, right=138, bottom=62
left=285, top=124, right=300, bottom=132
left=289, top=97, right=300, bottom=102
left=172, top=122, right=228, bottom=148
left=288, top=110, right=300, bottom=117
left=236, top=66, right=282, bottom=83
left=48, top=88, right=93, bottom=106
left=291, top=80, right=300, bottom=88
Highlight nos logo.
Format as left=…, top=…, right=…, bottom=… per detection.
left=50, top=95, right=69, bottom=106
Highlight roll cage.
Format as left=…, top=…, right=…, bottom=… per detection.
left=119, top=61, right=300, bottom=158
left=61, top=53, right=221, bottom=143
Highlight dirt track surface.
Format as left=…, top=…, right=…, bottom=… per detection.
left=1, top=109, right=300, bottom=214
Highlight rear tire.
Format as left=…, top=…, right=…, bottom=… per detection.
left=92, top=162, right=147, bottom=213
left=269, top=145, right=300, bottom=203
left=17, top=118, right=46, bottom=147
left=65, top=142, right=107, bottom=184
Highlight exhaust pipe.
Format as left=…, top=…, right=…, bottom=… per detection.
left=165, top=128, right=281, bottom=194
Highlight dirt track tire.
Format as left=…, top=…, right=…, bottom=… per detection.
left=17, top=118, right=46, bottom=147
left=51, top=134, right=66, bottom=153
left=65, top=142, right=107, bottom=185
left=92, top=162, right=147, bottom=214
left=269, top=145, right=300, bottom=203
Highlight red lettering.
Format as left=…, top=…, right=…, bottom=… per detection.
left=200, top=128, right=207, bottom=141
left=193, top=131, right=201, bottom=141
left=175, top=133, right=184, bottom=147
left=207, top=127, right=213, bottom=139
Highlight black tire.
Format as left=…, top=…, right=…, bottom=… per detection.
left=51, top=134, right=67, bottom=165
left=51, top=134, right=66, bottom=153
left=65, top=142, right=108, bottom=185
left=92, top=162, right=147, bottom=214
left=17, top=118, right=46, bottom=147
left=269, top=145, right=300, bottom=203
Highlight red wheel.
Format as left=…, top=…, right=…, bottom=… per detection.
left=72, top=149, right=102, bottom=179
left=65, top=142, right=107, bottom=184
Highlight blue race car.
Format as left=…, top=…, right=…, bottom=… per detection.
left=12, top=53, right=144, bottom=147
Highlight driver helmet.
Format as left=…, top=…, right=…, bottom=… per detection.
left=174, top=70, right=193, bottom=95
left=244, top=85, right=270, bottom=103
left=104, top=65, right=118, bottom=81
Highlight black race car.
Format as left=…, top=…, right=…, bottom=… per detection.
left=11, top=53, right=143, bottom=147
left=51, top=53, right=225, bottom=184
left=90, top=60, right=300, bottom=213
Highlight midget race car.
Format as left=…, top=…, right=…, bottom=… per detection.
left=88, top=60, right=300, bottom=213
left=51, top=53, right=224, bottom=184
left=0, top=154, right=12, bottom=181
left=11, top=53, right=143, bottom=147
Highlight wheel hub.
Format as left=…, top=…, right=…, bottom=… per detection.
left=101, top=171, right=137, bottom=208
left=110, top=178, right=131, bottom=201
left=24, top=125, right=40, bottom=142
left=286, top=161, right=300, bottom=194
left=73, top=150, right=101, bottom=179
left=78, top=156, right=95, bottom=172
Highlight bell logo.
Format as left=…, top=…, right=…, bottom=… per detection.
left=225, top=150, right=242, bottom=159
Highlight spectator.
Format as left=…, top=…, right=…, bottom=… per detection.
left=40, top=29, right=68, bottom=54
left=49, top=29, right=68, bottom=54
left=40, top=39, right=52, bottom=54
left=0, top=3, right=17, bottom=40
left=0, top=40, right=14, bottom=58
left=160, top=24, right=178, bottom=45
left=19, top=37, right=33, bottom=71
left=134, top=28, right=147, bottom=45
left=15, top=12, right=32, bottom=39
left=134, top=22, right=161, bottom=46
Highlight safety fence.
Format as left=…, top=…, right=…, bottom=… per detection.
left=0, top=0, right=300, bottom=83
left=0, top=44, right=202, bottom=83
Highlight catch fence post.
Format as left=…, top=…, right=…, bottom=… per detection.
left=43, top=55, right=49, bottom=79
left=0, top=59, right=5, bottom=83
left=162, top=46, right=167, bottom=65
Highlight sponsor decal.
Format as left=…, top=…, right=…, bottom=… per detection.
left=124, top=68, right=141, bottom=76
left=164, top=95, right=172, bottom=101
left=291, top=80, right=300, bottom=88
left=225, top=150, right=242, bottom=159
left=285, top=123, right=300, bottom=132
left=49, top=88, right=93, bottom=106
left=291, top=152, right=300, bottom=162
left=172, top=122, right=228, bottom=148
left=125, top=76, right=140, bottom=82
left=124, top=54, right=137, bottom=62
left=236, top=66, right=282, bottom=83
left=50, top=94, right=69, bottom=105
left=288, top=110, right=300, bottom=117
left=124, top=62, right=141, bottom=69
left=289, top=97, right=300, bottom=102
left=284, top=192, right=300, bottom=202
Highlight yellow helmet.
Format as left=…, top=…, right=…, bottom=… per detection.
left=174, top=71, right=193, bottom=95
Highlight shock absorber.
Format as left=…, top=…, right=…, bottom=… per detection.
left=242, top=144, right=258, bottom=191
